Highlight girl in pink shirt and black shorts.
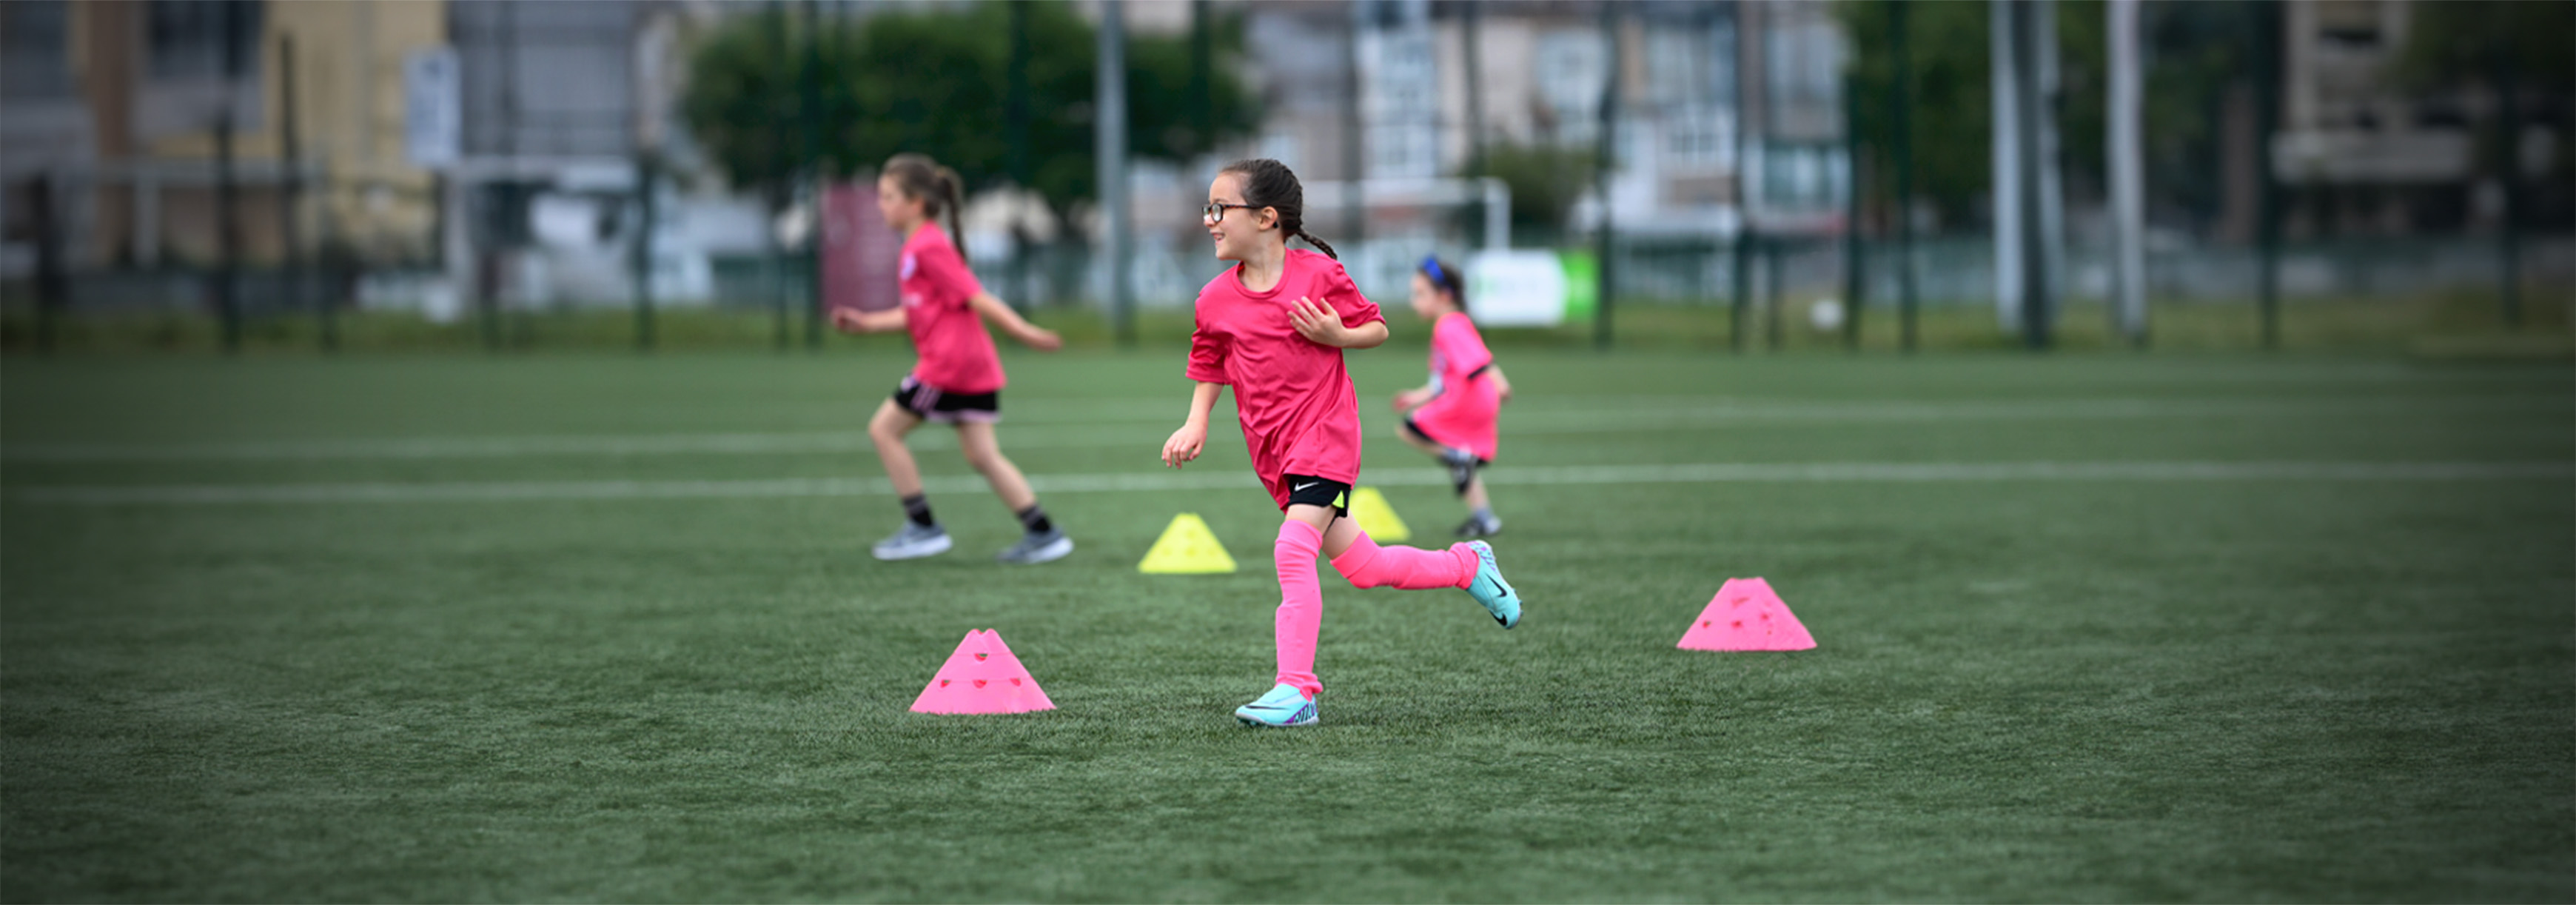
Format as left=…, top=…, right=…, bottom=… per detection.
left=833, top=153, right=1071, bottom=566
left=1159, top=158, right=1526, bottom=728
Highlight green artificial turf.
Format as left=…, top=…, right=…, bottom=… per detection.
left=2, top=348, right=2569, bottom=902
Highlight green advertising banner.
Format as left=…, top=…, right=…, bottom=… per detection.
left=1557, top=251, right=1597, bottom=321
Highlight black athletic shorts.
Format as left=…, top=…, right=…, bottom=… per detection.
left=1278, top=473, right=1352, bottom=518
left=890, top=375, right=999, bottom=424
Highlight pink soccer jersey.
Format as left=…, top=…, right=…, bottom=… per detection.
left=1409, top=311, right=1500, bottom=461
left=1187, top=248, right=1386, bottom=507
left=899, top=224, right=1005, bottom=394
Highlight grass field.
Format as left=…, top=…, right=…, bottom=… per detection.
left=3, top=346, right=2570, bottom=901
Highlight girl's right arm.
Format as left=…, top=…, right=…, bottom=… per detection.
left=1392, top=384, right=1433, bottom=412
left=831, top=307, right=907, bottom=333
left=1161, top=381, right=1225, bottom=468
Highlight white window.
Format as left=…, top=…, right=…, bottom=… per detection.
left=1, top=1, right=73, bottom=100
left=1765, top=20, right=1843, bottom=109
left=1646, top=30, right=1702, bottom=107
left=1362, top=28, right=1438, bottom=178
left=1535, top=30, right=1605, bottom=145
left=1666, top=105, right=1734, bottom=173
left=147, top=0, right=263, bottom=83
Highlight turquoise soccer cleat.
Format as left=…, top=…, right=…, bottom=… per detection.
left=1462, top=540, right=1521, bottom=629
left=1232, top=683, right=1318, bottom=727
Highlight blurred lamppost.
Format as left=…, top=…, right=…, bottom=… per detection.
left=1594, top=0, right=1619, bottom=353
left=1099, top=0, right=1133, bottom=345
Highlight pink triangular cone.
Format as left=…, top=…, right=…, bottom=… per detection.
left=1677, top=578, right=1817, bottom=651
left=910, top=630, right=1056, bottom=713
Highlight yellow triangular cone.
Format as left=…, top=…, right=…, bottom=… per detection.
left=1138, top=512, right=1238, bottom=574
left=1350, top=487, right=1411, bottom=542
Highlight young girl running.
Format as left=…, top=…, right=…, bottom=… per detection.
left=832, top=153, right=1072, bottom=565
left=1160, top=158, right=1523, bottom=728
left=1391, top=256, right=1512, bottom=538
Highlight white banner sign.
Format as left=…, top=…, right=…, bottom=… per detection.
left=404, top=47, right=460, bottom=169
left=1465, top=250, right=1569, bottom=327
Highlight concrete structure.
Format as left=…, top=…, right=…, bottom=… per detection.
left=1, top=0, right=447, bottom=274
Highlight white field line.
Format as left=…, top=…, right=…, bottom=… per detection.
left=4, top=396, right=2563, bottom=464
left=11, top=461, right=2566, bottom=506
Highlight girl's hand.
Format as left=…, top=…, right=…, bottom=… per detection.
left=1019, top=325, right=1063, bottom=351
left=1392, top=388, right=1430, bottom=412
left=1289, top=296, right=1346, bottom=346
left=831, top=308, right=868, bottom=334
left=1161, top=422, right=1207, bottom=469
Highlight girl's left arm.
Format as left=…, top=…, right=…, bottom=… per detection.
left=967, top=292, right=1062, bottom=350
left=1288, top=297, right=1387, bottom=348
left=1487, top=365, right=1512, bottom=404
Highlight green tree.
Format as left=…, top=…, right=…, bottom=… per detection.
left=2396, top=0, right=2576, bottom=227
left=681, top=1, right=1258, bottom=218
left=1839, top=0, right=2291, bottom=234
left=1462, top=142, right=1598, bottom=237
left=2394, top=0, right=2574, bottom=92
left=1837, top=0, right=1998, bottom=228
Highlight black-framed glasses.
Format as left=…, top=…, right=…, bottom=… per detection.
left=1203, top=201, right=1258, bottom=221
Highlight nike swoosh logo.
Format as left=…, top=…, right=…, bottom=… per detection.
left=1292, top=482, right=1317, bottom=492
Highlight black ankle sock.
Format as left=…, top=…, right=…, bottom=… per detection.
left=1016, top=504, right=1053, bottom=535
left=901, top=494, right=936, bottom=528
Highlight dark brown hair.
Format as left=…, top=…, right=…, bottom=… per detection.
left=882, top=153, right=967, bottom=258
left=1218, top=158, right=1336, bottom=260
left=1421, top=256, right=1468, bottom=315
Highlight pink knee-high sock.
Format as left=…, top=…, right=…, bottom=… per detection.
left=1272, top=519, right=1325, bottom=699
left=1329, top=530, right=1477, bottom=590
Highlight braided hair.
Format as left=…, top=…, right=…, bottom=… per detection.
left=1219, top=158, right=1337, bottom=260
left=882, top=153, right=968, bottom=258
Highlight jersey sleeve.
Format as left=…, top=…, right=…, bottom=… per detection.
left=1321, top=264, right=1383, bottom=329
left=1186, top=298, right=1229, bottom=384
left=916, top=241, right=983, bottom=308
left=1435, top=315, right=1495, bottom=377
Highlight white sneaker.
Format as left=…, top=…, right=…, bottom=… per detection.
left=871, top=523, right=953, bottom=561
left=997, top=528, right=1073, bottom=564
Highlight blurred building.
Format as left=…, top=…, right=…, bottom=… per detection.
left=1, top=0, right=445, bottom=275
left=1090, top=0, right=1850, bottom=304
left=2267, top=0, right=2542, bottom=238
left=0, top=0, right=764, bottom=311
left=1227, top=0, right=1851, bottom=242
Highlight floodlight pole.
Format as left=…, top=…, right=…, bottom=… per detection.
left=1007, top=0, right=1033, bottom=309
left=2254, top=0, right=2281, bottom=351
left=1891, top=0, right=1917, bottom=353
left=1594, top=1, right=1618, bottom=353
left=2107, top=0, right=2147, bottom=346
left=1842, top=82, right=1865, bottom=353
left=1344, top=0, right=1365, bottom=244
left=281, top=34, right=322, bottom=353
left=1099, top=0, right=1133, bottom=345
left=1730, top=0, right=1757, bottom=354
left=2493, top=45, right=2523, bottom=328
left=802, top=0, right=825, bottom=350
left=216, top=0, right=243, bottom=355
left=770, top=0, right=791, bottom=352
left=1463, top=0, right=1483, bottom=164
